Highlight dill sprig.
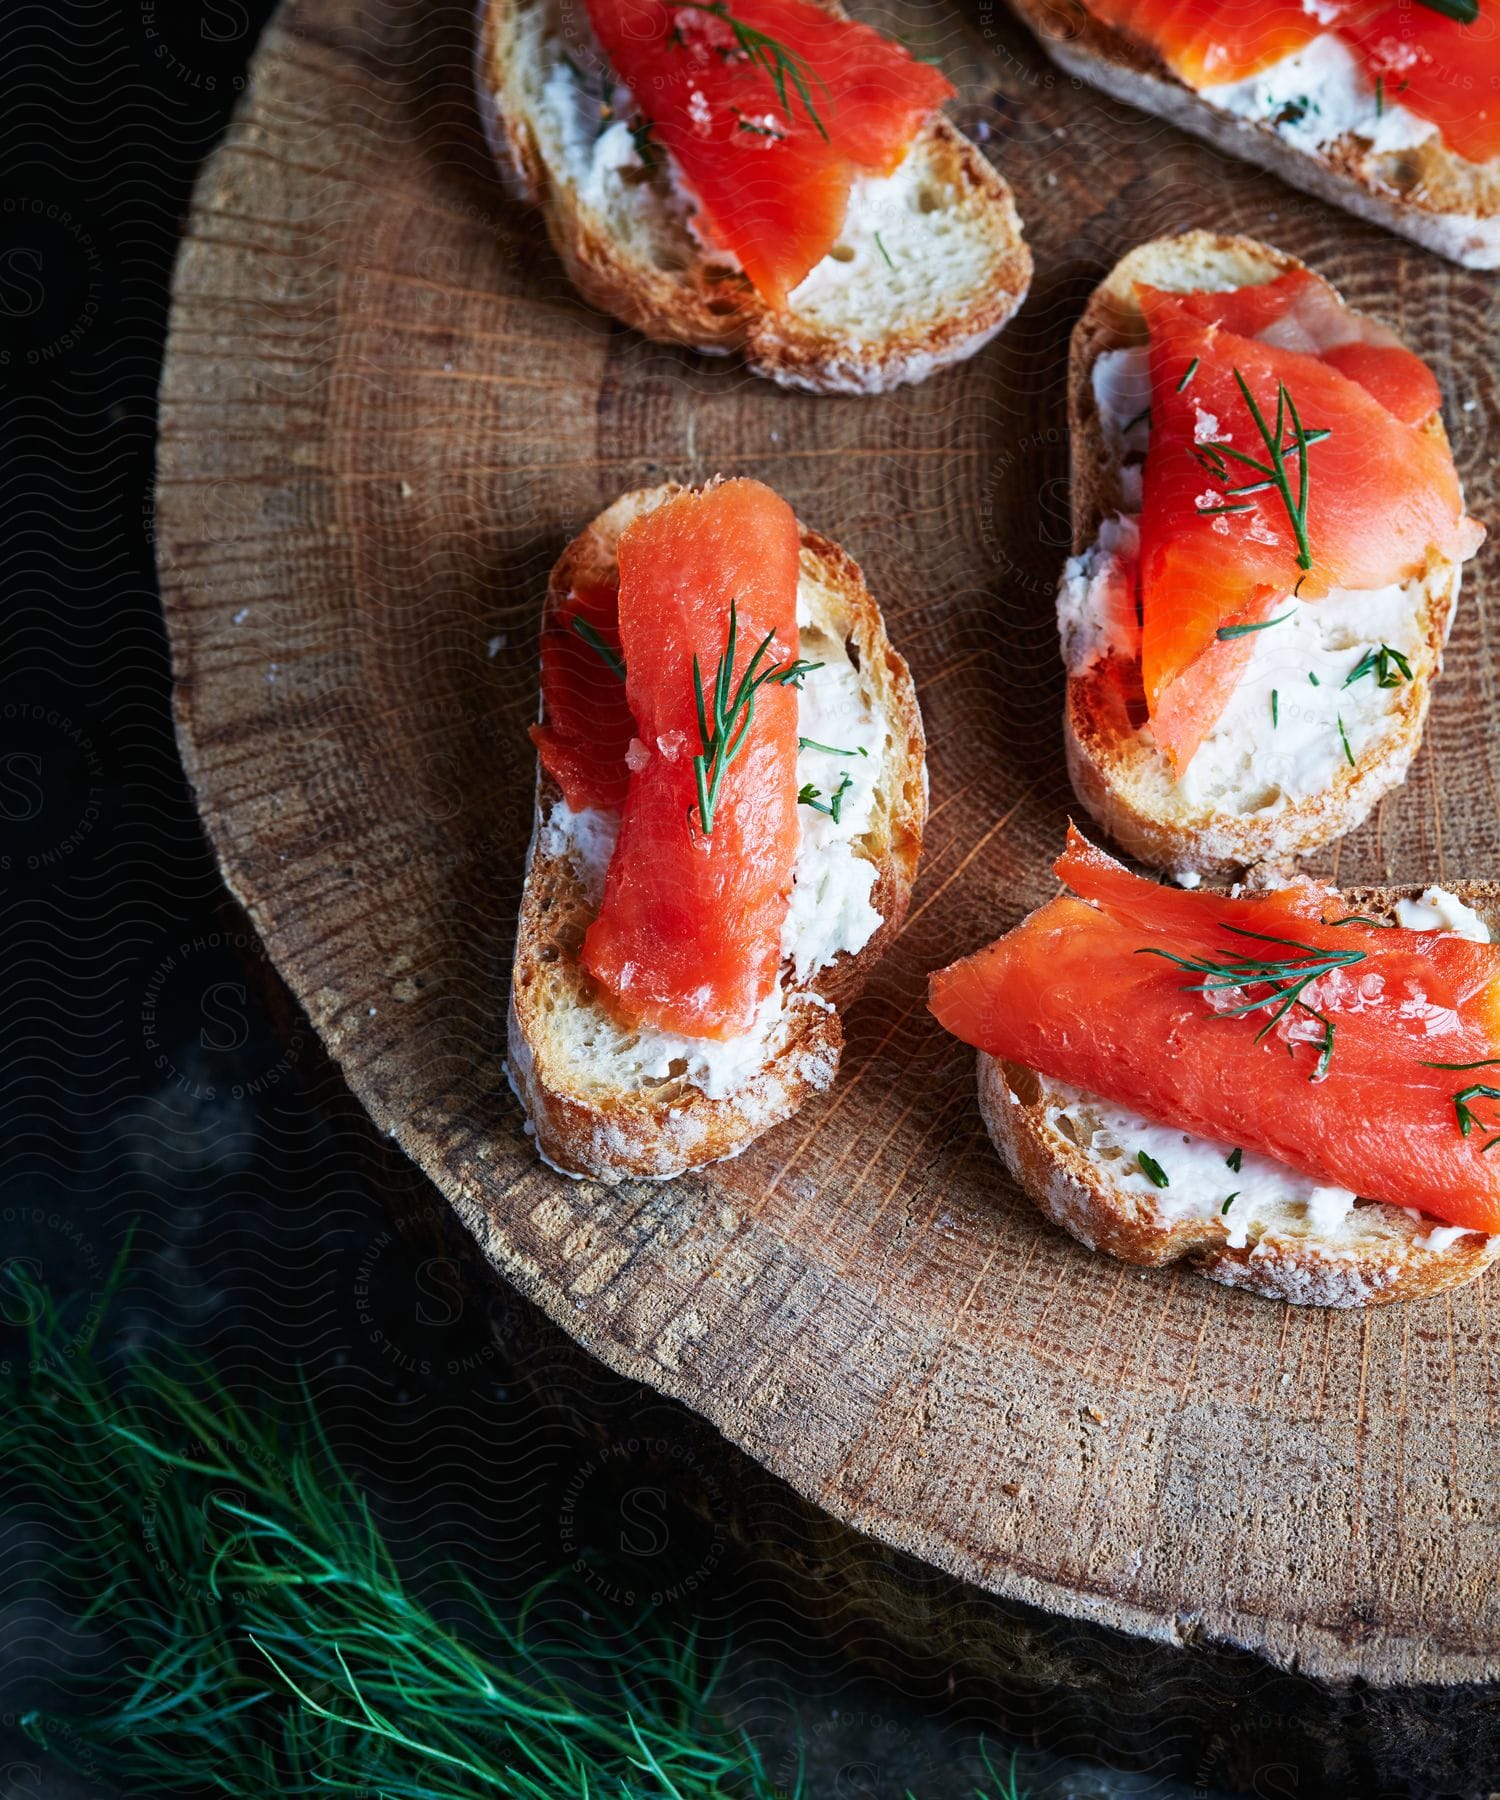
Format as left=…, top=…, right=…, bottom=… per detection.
left=1197, top=372, right=1328, bottom=570
left=570, top=614, right=626, bottom=680
left=1216, top=611, right=1291, bottom=641
left=1137, top=1150, right=1169, bottom=1188
left=1450, top=1083, right=1500, bottom=1138
left=798, top=772, right=853, bottom=821
left=1344, top=644, right=1412, bottom=689
left=798, top=737, right=865, bottom=757
left=692, top=596, right=818, bottom=835
left=1138, top=923, right=1368, bottom=1080
left=675, top=1, right=833, bottom=140
left=1, top=1262, right=796, bottom=1800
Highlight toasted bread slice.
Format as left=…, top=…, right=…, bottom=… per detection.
left=1061, top=230, right=1476, bottom=881
left=475, top=0, right=1032, bottom=394
left=507, top=483, right=926, bottom=1183
left=978, top=879, right=1500, bottom=1308
left=1009, top=0, right=1500, bottom=269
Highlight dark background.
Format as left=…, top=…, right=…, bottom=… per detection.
left=0, top=3, right=1295, bottom=1795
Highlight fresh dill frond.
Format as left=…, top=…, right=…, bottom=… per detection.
left=675, top=1, right=833, bottom=140
left=1137, top=1150, right=1170, bottom=1188
left=0, top=1263, right=795, bottom=1800
left=1137, top=923, right=1367, bottom=1080
left=1343, top=644, right=1412, bottom=689
left=798, top=772, right=854, bottom=821
left=1416, top=0, right=1478, bottom=21
left=571, top=614, right=626, bottom=680
left=797, top=737, right=865, bottom=757
left=1199, top=373, right=1328, bottom=569
left=691, top=596, right=810, bottom=835
left=1216, top=612, right=1291, bottom=641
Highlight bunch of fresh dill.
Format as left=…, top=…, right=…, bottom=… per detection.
left=0, top=1262, right=786, bottom=1799
left=2, top=1262, right=1029, bottom=1800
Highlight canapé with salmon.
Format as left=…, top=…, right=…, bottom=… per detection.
left=1059, top=231, right=1482, bottom=878
left=510, top=478, right=926, bottom=1182
left=929, top=827, right=1500, bottom=1307
left=476, top=0, right=1031, bottom=391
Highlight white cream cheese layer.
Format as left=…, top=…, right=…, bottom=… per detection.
left=537, top=584, right=883, bottom=1100
left=1198, top=32, right=1437, bottom=161
left=1067, top=346, right=1430, bottom=812
left=1395, top=888, right=1491, bottom=941
left=1038, top=1075, right=1357, bottom=1251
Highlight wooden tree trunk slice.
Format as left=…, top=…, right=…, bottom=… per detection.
left=158, top=0, right=1500, bottom=1694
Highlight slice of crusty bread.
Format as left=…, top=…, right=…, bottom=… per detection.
left=1063, top=229, right=1471, bottom=880
left=977, top=879, right=1500, bottom=1309
left=507, top=483, right=926, bottom=1183
left=1009, top=0, right=1500, bottom=269
left=475, top=0, right=1032, bottom=393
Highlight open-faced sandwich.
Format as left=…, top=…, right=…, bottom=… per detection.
left=1061, top=230, right=1483, bottom=880
left=1009, top=0, right=1500, bottom=269
left=508, top=477, right=926, bottom=1182
left=475, top=0, right=1031, bottom=392
left=929, top=827, right=1500, bottom=1308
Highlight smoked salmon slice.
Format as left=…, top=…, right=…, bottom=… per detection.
left=532, top=580, right=634, bottom=813
left=1136, top=278, right=1475, bottom=772
left=586, top=0, right=953, bottom=307
left=929, top=829, right=1500, bottom=1232
left=580, top=480, right=804, bottom=1039
left=1081, top=0, right=1500, bottom=165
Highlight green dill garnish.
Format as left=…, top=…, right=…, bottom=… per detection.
left=1137, top=1150, right=1170, bottom=1188
left=1122, top=404, right=1152, bottom=434
left=873, top=229, right=895, bottom=271
left=1217, top=612, right=1292, bottom=641
left=1197, top=502, right=1255, bottom=516
left=798, top=737, right=866, bottom=757
left=676, top=0, right=833, bottom=140
left=1222, top=1192, right=1240, bottom=1214
left=731, top=106, right=781, bottom=137
left=1338, top=713, right=1355, bottom=768
left=1308, top=671, right=1320, bottom=686
left=798, top=772, right=853, bottom=821
left=1176, top=356, right=1200, bottom=394
left=1198, top=372, right=1327, bottom=569
left=1344, top=644, right=1413, bottom=689
left=1271, top=689, right=1279, bottom=728
left=1138, top=923, right=1368, bottom=1081
left=1226, top=1147, right=1243, bottom=1172
left=570, top=615, right=625, bottom=680
left=691, top=597, right=815, bottom=836
left=0, top=1258, right=813, bottom=1800
left=629, top=114, right=658, bottom=173
left=1416, top=0, right=1478, bottom=21
left=1324, top=913, right=1395, bottom=927
left=1451, top=1083, right=1500, bottom=1138
left=1421, top=1056, right=1500, bottom=1070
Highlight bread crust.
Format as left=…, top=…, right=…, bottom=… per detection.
left=476, top=0, right=1032, bottom=393
left=1009, top=0, right=1500, bottom=269
left=976, top=880, right=1500, bottom=1308
left=1062, top=229, right=1472, bottom=879
left=507, top=484, right=927, bottom=1183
